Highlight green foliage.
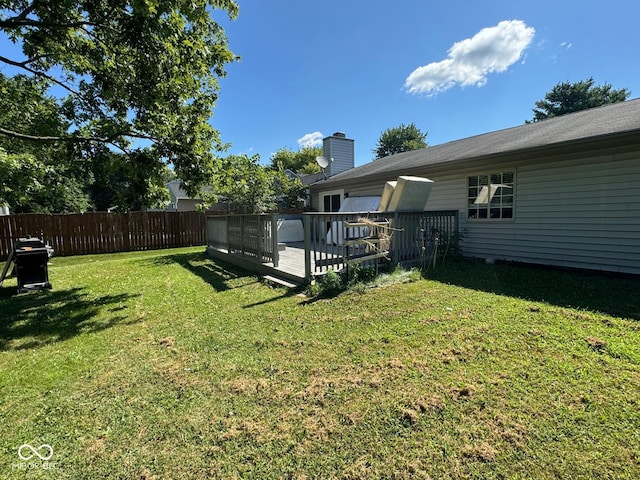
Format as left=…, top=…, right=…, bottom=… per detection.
left=530, top=77, right=630, bottom=122
left=0, top=0, right=239, bottom=208
left=307, top=268, right=344, bottom=297
left=368, top=266, right=421, bottom=288
left=215, top=154, right=275, bottom=213
left=0, top=148, right=45, bottom=208
left=307, top=265, right=422, bottom=298
left=272, top=168, right=307, bottom=211
left=269, top=146, right=322, bottom=174
left=86, top=146, right=170, bottom=212
left=214, top=154, right=308, bottom=213
left=0, top=74, right=91, bottom=212
left=373, top=122, right=428, bottom=159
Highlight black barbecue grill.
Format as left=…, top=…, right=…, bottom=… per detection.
left=0, top=237, right=53, bottom=293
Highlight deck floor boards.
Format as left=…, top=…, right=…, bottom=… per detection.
left=207, top=242, right=345, bottom=284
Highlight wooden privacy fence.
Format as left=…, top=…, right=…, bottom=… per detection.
left=0, top=211, right=206, bottom=260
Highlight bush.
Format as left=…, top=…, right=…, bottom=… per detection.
left=306, top=266, right=422, bottom=299
left=306, top=269, right=344, bottom=298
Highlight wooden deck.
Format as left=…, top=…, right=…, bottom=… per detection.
left=206, top=241, right=345, bottom=286
left=205, top=211, right=460, bottom=287
left=273, top=242, right=306, bottom=280
left=206, top=243, right=309, bottom=285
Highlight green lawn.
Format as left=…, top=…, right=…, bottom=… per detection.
left=0, top=247, right=638, bottom=479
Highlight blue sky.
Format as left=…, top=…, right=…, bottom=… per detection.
left=1, top=1, right=638, bottom=169
left=213, top=0, right=640, bottom=166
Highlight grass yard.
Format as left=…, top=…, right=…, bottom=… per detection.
left=0, top=247, right=639, bottom=479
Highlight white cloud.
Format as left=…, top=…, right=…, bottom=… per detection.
left=560, top=42, right=572, bottom=49
left=297, top=131, right=323, bottom=148
left=405, top=20, right=535, bottom=96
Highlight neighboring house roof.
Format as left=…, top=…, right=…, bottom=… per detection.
left=166, top=180, right=195, bottom=201
left=298, top=172, right=326, bottom=186
left=315, top=98, right=640, bottom=188
left=283, top=169, right=326, bottom=186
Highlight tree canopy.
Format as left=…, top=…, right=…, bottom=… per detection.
left=0, top=73, right=91, bottom=212
left=529, top=77, right=630, bottom=122
left=268, top=146, right=322, bottom=174
left=0, top=0, right=239, bottom=210
left=216, top=154, right=306, bottom=213
left=373, top=123, right=428, bottom=159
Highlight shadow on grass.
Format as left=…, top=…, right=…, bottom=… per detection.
left=0, top=286, right=140, bottom=351
left=242, top=285, right=305, bottom=309
left=423, top=260, right=640, bottom=320
left=147, top=251, right=255, bottom=292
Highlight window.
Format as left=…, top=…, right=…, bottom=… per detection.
left=467, top=171, right=514, bottom=220
left=323, top=193, right=341, bottom=212
left=321, top=190, right=343, bottom=212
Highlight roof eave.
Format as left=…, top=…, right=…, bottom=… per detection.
left=311, top=129, right=640, bottom=191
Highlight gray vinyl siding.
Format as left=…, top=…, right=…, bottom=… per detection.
left=345, top=184, right=383, bottom=198
left=424, top=150, right=640, bottom=274
left=310, top=147, right=640, bottom=274
left=324, top=137, right=355, bottom=177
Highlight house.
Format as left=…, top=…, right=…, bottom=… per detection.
left=310, top=99, right=640, bottom=275
left=166, top=180, right=202, bottom=211
left=165, top=180, right=228, bottom=212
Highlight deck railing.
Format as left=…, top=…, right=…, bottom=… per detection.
left=392, top=210, right=460, bottom=265
left=206, top=213, right=279, bottom=267
left=303, top=210, right=459, bottom=279
left=206, top=210, right=458, bottom=282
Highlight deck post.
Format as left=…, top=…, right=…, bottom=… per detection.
left=257, top=215, right=263, bottom=263
left=303, top=214, right=311, bottom=281
left=391, top=211, right=400, bottom=267
left=454, top=210, right=460, bottom=240
left=271, top=213, right=279, bottom=267
left=240, top=215, right=245, bottom=255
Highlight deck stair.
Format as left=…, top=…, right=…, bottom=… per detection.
left=262, top=274, right=301, bottom=289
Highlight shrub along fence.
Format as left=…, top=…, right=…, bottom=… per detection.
left=0, top=211, right=206, bottom=260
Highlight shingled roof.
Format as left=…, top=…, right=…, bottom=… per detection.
left=316, top=98, right=640, bottom=187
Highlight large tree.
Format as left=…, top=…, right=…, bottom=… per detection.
left=529, top=77, right=630, bottom=122
left=0, top=73, right=91, bottom=212
left=373, top=123, right=428, bottom=159
left=216, top=154, right=275, bottom=214
left=0, top=0, right=238, bottom=207
left=215, top=153, right=307, bottom=213
left=269, top=146, right=322, bottom=174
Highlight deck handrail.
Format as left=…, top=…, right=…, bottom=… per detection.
left=303, top=210, right=459, bottom=278
left=206, top=210, right=459, bottom=282
left=206, top=213, right=279, bottom=267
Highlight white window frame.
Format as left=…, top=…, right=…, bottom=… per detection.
left=320, top=189, right=344, bottom=212
left=467, top=170, right=516, bottom=221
